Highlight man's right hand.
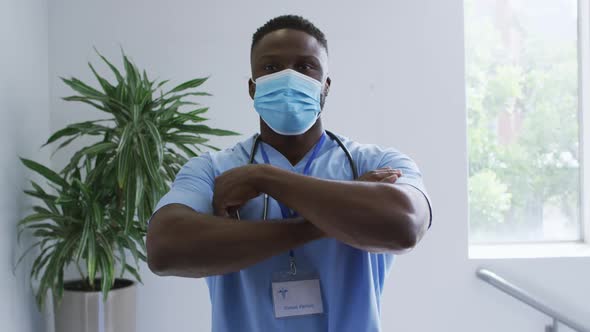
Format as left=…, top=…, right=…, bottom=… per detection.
left=357, top=167, right=402, bottom=184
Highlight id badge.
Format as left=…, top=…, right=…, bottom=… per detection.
left=271, top=271, right=324, bottom=319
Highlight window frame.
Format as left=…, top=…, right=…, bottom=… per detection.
left=468, top=0, right=590, bottom=257
left=578, top=0, right=590, bottom=247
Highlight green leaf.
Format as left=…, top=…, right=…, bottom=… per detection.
left=88, top=62, right=115, bottom=94
left=176, top=124, right=238, bottom=136
left=142, top=70, right=150, bottom=86
left=137, top=134, right=162, bottom=191
left=87, top=155, right=111, bottom=185
left=99, top=255, right=113, bottom=302
left=162, top=162, right=178, bottom=181
left=32, top=229, right=58, bottom=238
left=50, top=135, right=79, bottom=157
left=55, top=269, right=64, bottom=302
left=144, top=120, right=163, bottom=165
left=63, top=94, right=129, bottom=115
left=117, top=123, right=134, bottom=150
left=62, top=95, right=108, bottom=112
left=156, top=92, right=211, bottom=108
left=201, top=143, right=221, bottom=151
left=123, top=236, right=140, bottom=264
left=62, top=142, right=116, bottom=175
left=33, top=206, right=56, bottom=216
left=99, top=257, right=110, bottom=301
left=44, top=127, right=79, bottom=146
left=61, top=77, right=104, bottom=98
left=83, top=142, right=117, bottom=155
left=123, top=53, right=140, bottom=96
left=23, top=190, right=58, bottom=210
left=117, top=128, right=133, bottom=187
left=134, top=170, right=145, bottom=218
left=26, top=182, right=60, bottom=214
left=18, top=213, right=53, bottom=227
left=116, top=240, right=127, bottom=279
left=97, top=234, right=115, bottom=300
left=186, top=107, right=209, bottom=115
left=20, top=158, right=68, bottom=188
left=124, top=264, right=142, bottom=283
left=92, top=201, right=103, bottom=228
left=131, top=104, right=140, bottom=123
left=30, top=181, right=52, bottom=196
left=76, top=220, right=91, bottom=260
left=166, top=134, right=209, bottom=145
left=46, top=122, right=112, bottom=158
left=173, top=143, right=198, bottom=158
left=87, top=230, right=96, bottom=287
left=168, top=77, right=208, bottom=94
left=38, top=251, right=60, bottom=308
left=94, top=47, right=124, bottom=83
left=14, top=241, right=41, bottom=270
left=124, top=174, right=136, bottom=232
left=32, top=245, right=55, bottom=280
left=154, top=79, right=169, bottom=91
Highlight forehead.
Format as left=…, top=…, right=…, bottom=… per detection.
left=251, top=29, right=328, bottom=64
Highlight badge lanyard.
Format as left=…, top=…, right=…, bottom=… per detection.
left=259, top=132, right=327, bottom=275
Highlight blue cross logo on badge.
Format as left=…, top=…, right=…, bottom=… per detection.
left=278, top=288, right=288, bottom=299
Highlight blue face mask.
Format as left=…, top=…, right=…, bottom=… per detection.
left=252, top=69, right=323, bottom=136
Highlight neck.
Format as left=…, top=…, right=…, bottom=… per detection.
left=259, top=119, right=324, bottom=166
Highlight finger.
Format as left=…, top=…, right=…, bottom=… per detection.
left=213, top=202, right=229, bottom=217
left=371, top=171, right=402, bottom=179
left=358, top=169, right=401, bottom=182
left=372, top=169, right=402, bottom=175
left=381, top=175, right=398, bottom=183
left=228, top=207, right=240, bottom=220
left=215, top=207, right=229, bottom=218
left=381, top=174, right=399, bottom=183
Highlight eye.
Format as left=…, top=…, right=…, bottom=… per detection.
left=297, top=63, right=314, bottom=71
left=263, top=64, right=278, bottom=71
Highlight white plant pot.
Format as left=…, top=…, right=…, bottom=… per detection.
left=54, top=279, right=136, bottom=332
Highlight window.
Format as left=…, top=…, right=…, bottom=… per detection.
left=465, top=0, right=588, bottom=244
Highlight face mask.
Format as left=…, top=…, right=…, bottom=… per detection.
left=252, top=69, right=323, bottom=136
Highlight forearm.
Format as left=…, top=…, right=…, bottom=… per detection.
left=256, top=166, right=426, bottom=252
left=147, top=204, right=323, bottom=278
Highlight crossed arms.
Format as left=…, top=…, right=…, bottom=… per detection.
left=147, top=164, right=430, bottom=278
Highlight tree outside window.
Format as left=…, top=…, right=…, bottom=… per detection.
left=465, top=0, right=581, bottom=243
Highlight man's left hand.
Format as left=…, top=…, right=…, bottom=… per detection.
left=213, top=164, right=265, bottom=217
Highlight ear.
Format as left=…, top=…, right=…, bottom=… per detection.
left=248, top=78, right=255, bottom=100
left=323, top=76, right=331, bottom=97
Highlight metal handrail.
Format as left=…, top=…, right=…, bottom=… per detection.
left=476, top=268, right=590, bottom=332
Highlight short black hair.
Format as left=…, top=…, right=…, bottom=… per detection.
left=251, top=15, right=328, bottom=54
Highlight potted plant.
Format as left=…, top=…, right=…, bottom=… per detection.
left=17, top=50, right=237, bottom=331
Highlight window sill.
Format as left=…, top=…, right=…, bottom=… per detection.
left=469, top=242, right=590, bottom=259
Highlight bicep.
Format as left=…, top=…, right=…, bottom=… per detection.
left=152, top=155, right=215, bottom=220
left=378, top=150, right=433, bottom=228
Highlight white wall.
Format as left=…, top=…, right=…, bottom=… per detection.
left=0, top=0, right=51, bottom=331
left=45, top=0, right=590, bottom=332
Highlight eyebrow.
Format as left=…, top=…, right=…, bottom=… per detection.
left=256, top=54, right=322, bottom=63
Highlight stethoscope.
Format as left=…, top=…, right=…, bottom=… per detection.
left=235, top=130, right=358, bottom=221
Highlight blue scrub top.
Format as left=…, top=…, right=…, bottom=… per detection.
left=153, top=132, right=432, bottom=332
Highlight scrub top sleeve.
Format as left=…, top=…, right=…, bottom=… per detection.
left=151, top=154, right=215, bottom=220
left=377, top=149, right=433, bottom=227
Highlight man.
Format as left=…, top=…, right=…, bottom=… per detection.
left=147, top=15, right=432, bottom=332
